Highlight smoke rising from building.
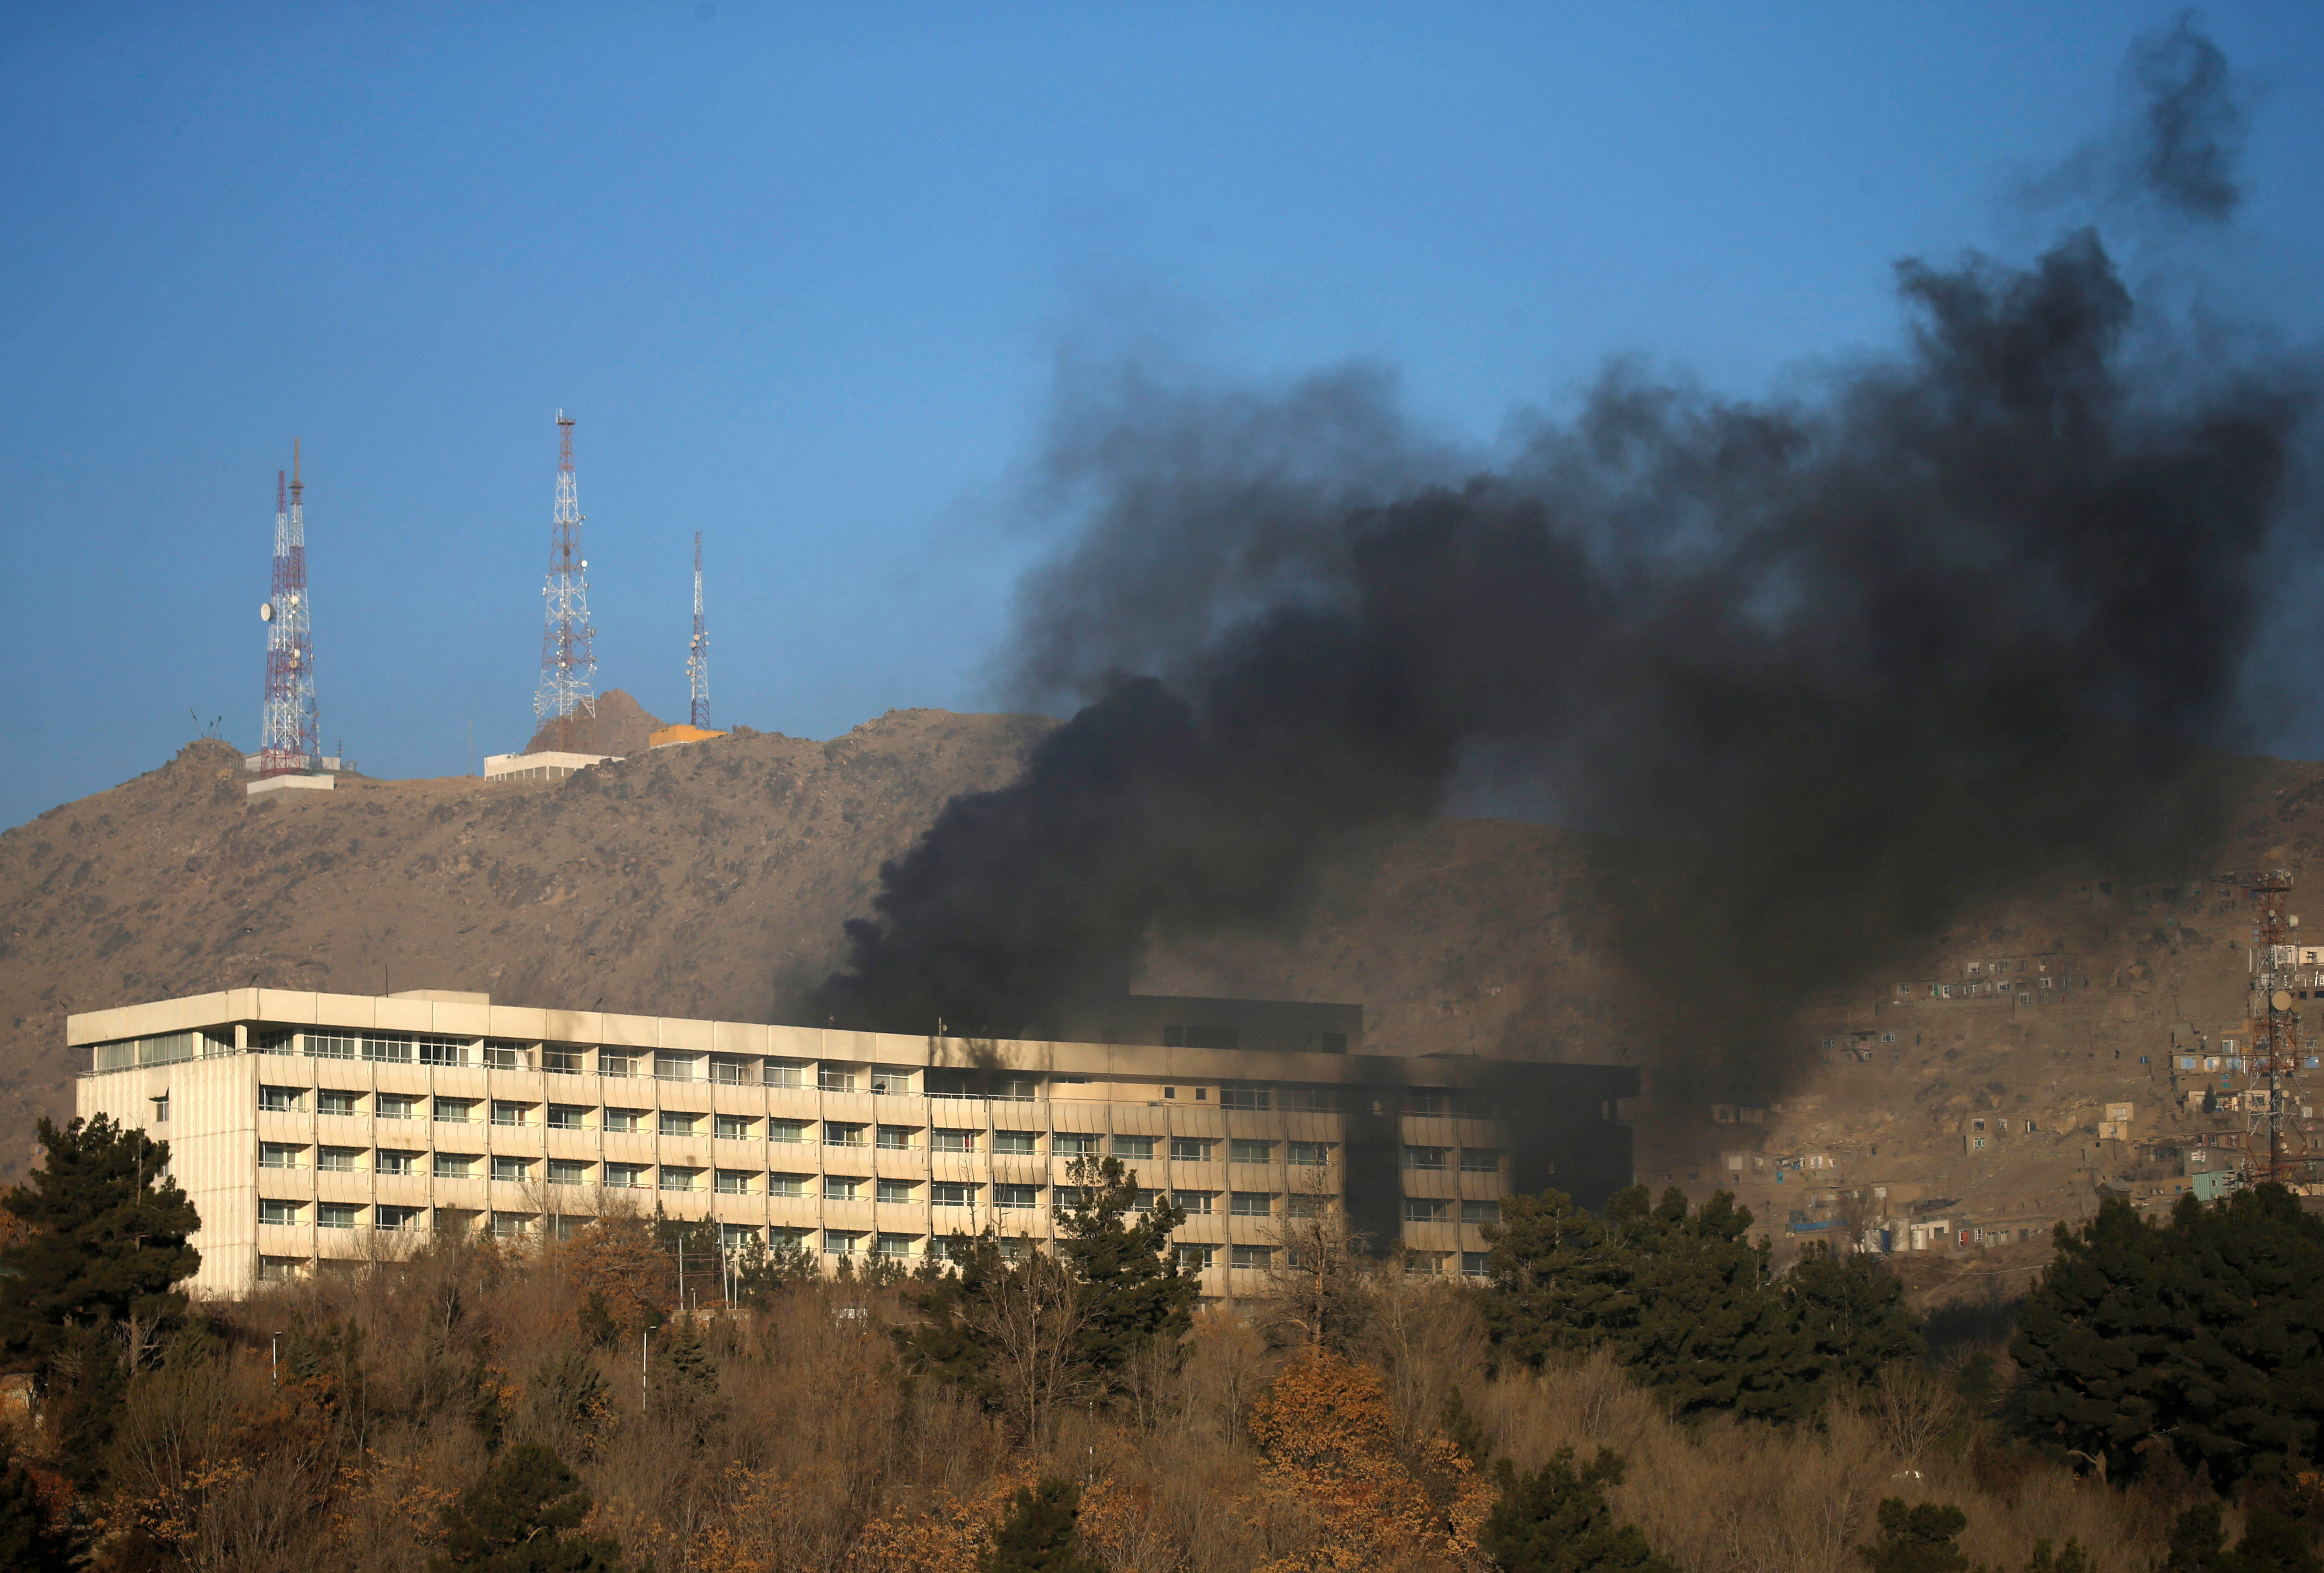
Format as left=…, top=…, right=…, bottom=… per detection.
left=816, top=23, right=2315, bottom=1093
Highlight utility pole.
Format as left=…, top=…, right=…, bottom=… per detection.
left=687, top=530, right=710, bottom=729
left=535, top=412, right=597, bottom=753
left=258, top=443, right=321, bottom=776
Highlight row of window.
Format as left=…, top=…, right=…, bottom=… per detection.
left=253, top=1090, right=1461, bottom=1165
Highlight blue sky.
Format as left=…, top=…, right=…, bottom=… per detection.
left=5, top=3, right=2322, bottom=830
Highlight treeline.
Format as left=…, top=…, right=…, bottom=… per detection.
left=0, top=1115, right=2319, bottom=1571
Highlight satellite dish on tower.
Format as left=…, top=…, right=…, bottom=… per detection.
left=260, top=602, right=274, bottom=622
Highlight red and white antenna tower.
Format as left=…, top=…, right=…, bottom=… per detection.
left=258, top=441, right=320, bottom=776
left=687, top=530, right=710, bottom=729
left=2233, top=870, right=2317, bottom=1189
left=535, top=411, right=598, bottom=752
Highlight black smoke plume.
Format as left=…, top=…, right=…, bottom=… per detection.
left=2130, top=13, right=2246, bottom=221
left=815, top=32, right=2313, bottom=1092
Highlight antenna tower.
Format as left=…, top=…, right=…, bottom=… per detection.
left=688, top=530, right=710, bottom=729
left=535, top=411, right=598, bottom=752
left=2233, top=870, right=2318, bottom=1189
left=258, top=441, right=320, bottom=776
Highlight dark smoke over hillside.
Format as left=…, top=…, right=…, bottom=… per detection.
left=816, top=27, right=2315, bottom=1090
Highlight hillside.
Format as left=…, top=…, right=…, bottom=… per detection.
left=3, top=711, right=2320, bottom=1262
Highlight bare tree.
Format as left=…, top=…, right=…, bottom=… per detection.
left=1263, top=1165, right=1375, bottom=1352
left=965, top=1247, right=1096, bottom=1445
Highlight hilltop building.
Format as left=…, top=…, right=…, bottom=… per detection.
left=71, top=988, right=1636, bottom=1299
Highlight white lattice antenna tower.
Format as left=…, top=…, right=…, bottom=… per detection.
left=535, top=411, right=598, bottom=752
left=688, top=530, right=710, bottom=729
left=258, top=441, right=320, bottom=776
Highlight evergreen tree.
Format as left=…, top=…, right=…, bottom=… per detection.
left=2025, top=1539, right=2092, bottom=1573
left=0, top=1115, right=201, bottom=1369
left=1786, top=1243, right=1924, bottom=1393
left=1053, top=1156, right=1197, bottom=1381
left=2166, top=1503, right=2324, bottom=1573
left=1854, top=1498, right=1972, bottom=1573
left=979, top=1477, right=1107, bottom=1573
left=2014, top=1186, right=2324, bottom=1487
left=429, top=1442, right=630, bottom=1573
left=1480, top=1446, right=1677, bottom=1573
left=0, top=1441, right=73, bottom=1573
left=1483, top=1185, right=1827, bottom=1423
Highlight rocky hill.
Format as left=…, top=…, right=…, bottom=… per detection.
left=3, top=710, right=2319, bottom=1264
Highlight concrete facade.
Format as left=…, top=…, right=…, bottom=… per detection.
left=71, top=988, right=1635, bottom=1300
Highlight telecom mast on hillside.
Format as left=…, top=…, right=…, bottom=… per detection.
left=535, top=411, right=598, bottom=752
left=688, top=530, right=710, bottom=729
left=258, top=441, right=320, bottom=776
left=2233, top=870, right=2318, bottom=1188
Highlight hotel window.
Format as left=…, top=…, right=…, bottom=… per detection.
left=150, top=1093, right=170, bottom=1124
left=1175, top=1243, right=1215, bottom=1270
left=318, top=1203, right=359, bottom=1230
left=1230, top=1244, right=1273, bottom=1269
left=543, top=1046, right=585, bottom=1074
left=819, top=1066, right=859, bottom=1093
left=547, top=1160, right=591, bottom=1187
left=1459, top=1148, right=1500, bottom=1173
left=660, top=1167, right=700, bottom=1192
left=434, top=1153, right=478, bottom=1180
left=417, top=1036, right=469, bottom=1067
left=377, top=1150, right=420, bottom=1176
left=1405, top=1093, right=1446, bottom=1116
left=1053, top=1187, right=1088, bottom=1211
left=1288, top=1194, right=1329, bottom=1218
left=1170, top=1138, right=1213, bottom=1162
left=376, top=1205, right=423, bottom=1231
left=306, top=1031, right=357, bottom=1060
left=604, top=1163, right=650, bottom=1189
left=824, top=1231, right=863, bottom=1256
left=375, top=1094, right=418, bottom=1121
left=1173, top=1191, right=1214, bottom=1215
left=769, top=1173, right=810, bottom=1199
left=933, top=1128, right=978, bottom=1153
left=1053, top=1132, right=1099, bottom=1156
left=1288, top=1142, right=1331, bottom=1167
left=994, top=1184, right=1041, bottom=1210
left=259, top=1143, right=304, bottom=1170
left=715, top=1114, right=755, bottom=1140
left=769, top=1226, right=813, bottom=1249
left=599, top=1053, right=638, bottom=1079
left=876, top=1125, right=916, bottom=1150
left=317, top=1147, right=360, bottom=1173
left=765, top=1059, right=806, bottom=1089
left=318, top=1089, right=360, bottom=1117
left=491, top=1213, right=533, bottom=1238
left=1220, top=1087, right=1269, bottom=1111
left=655, top=1054, right=697, bottom=1083
left=1461, top=1252, right=1491, bottom=1277
left=720, top=1223, right=760, bottom=1248
left=769, top=1120, right=811, bottom=1144
left=491, top=1101, right=531, bottom=1127
left=715, top=1169, right=753, bottom=1195
left=1402, top=1147, right=1448, bottom=1171
left=994, top=1130, right=1039, bottom=1156
left=484, top=1040, right=530, bottom=1071
left=1461, top=1200, right=1501, bottom=1225
left=824, top=1176, right=863, bottom=1202
left=1111, top=1135, right=1157, bottom=1160
left=825, top=1122, right=868, bottom=1148
left=362, top=1033, right=414, bottom=1063
left=492, top=1156, right=532, bottom=1183
left=709, top=1056, right=754, bottom=1086
left=548, top=1104, right=588, bottom=1130
left=259, top=1199, right=303, bottom=1226
left=877, top=1179, right=918, bottom=1204
left=932, top=1182, right=977, bottom=1207
left=604, top=1108, right=644, bottom=1134
left=660, top=1111, right=700, bottom=1137
left=1230, top=1192, right=1274, bottom=1217
left=876, top=1233, right=915, bottom=1260
left=1404, top=1198, right=1449, bottom=1223
left=259, top=1085, right=306, bottom=1113
left=1134, top=1189, right=1163, bottom=1211
left=1229, top=1140, right=1274, bottom=1163
left=1405, top=1253, right=1448, bottom=1276
left=434, top=1099, right=477, bottom=1124
left=870, top=1066, right=913, bottom=1095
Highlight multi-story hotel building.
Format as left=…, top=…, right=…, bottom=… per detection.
left=70, top=987, right=1637, bottom=1299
